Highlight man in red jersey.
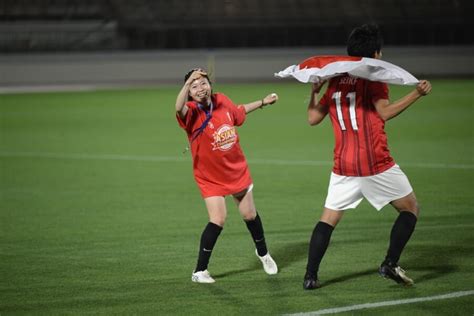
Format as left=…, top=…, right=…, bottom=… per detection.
left=176, top=68, right=279, bottom=283
left=303, top=24, right=432, bottom=290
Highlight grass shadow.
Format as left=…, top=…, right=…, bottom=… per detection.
left=213, top=267, right=257, bottom=278
left=401, top=243, right=464, bottom=284
left=322, top=268, right=376, bottom=287
left=213, top=240, right=308, bottom=278
left=267, top=240, right=308, bottom=271
left=322, top=242, right=463, bottom=287
left=411, top=264, right=458, bottom=283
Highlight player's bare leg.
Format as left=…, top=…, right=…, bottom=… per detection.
left=320, top=207, right=345, bottom=227
left=233, top=187, right=256, bottom=221
left=391, top=192, right=419, bottom=216
left=205, top=196, right=228, bottom=226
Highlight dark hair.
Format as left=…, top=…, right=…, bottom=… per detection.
left=347, top=24, right=383, bottom=58
left=184, top=68, right=212, bottom=85
left=184, top=68, right=212, bottom=101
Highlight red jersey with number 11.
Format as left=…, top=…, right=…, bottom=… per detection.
left=319, top=75, right=395, bottom=176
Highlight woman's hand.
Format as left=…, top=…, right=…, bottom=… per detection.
left=186, top=69, right=207, bottom=85
left=262, top=93, right=279, bottom=107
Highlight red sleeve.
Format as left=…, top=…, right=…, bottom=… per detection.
left=234, top=106, right=246, bottom=126
left=216, top=93, right=247, bottom=126
left=176, top=101, right=197, bottom=134
left=368, top=81, right=389, bottom=104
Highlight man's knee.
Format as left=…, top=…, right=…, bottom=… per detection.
left=406, top=203, right=420, bottom=217
left=393, top=194, right=420, bottom=217
left=320, top=207, right=344, bottom=227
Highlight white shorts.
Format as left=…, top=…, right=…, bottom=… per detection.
left=324, top=164, right=413, bottom=211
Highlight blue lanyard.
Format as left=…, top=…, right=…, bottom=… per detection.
left=190, top=101, right=213, bottom=143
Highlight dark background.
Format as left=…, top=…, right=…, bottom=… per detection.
left=0, top=0, right=472, bottom=53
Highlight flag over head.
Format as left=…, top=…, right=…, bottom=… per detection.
left=275, top=55, right=419, bottom=85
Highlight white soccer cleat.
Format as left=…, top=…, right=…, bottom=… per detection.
left=379, top=262, right=414, bottom=286
left=256, top=250, right=278, bottom=275
left=394, top=266, right=414, bottom=286
left=191, top=270, right=215, bottom=283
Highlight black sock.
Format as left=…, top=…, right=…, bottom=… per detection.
left=244, top=213, right=268, bottom=256
left=384, top=211, right=417, bottom=265
left=306, top=221, right=334, bottom=279
left=195, top=222, right=223, bottom=272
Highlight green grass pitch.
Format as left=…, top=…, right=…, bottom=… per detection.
left=1, top=80, right=473, bottom=315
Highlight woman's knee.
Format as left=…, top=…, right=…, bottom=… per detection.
left=208, top=208, right=227, bottom=226
left=204, top=197, right=227, bottom=226
left=241, top=209, right=257, bottom=221
left=209, top=215, right=226, bottom=227
left=235, top=193, right=257, bottom=221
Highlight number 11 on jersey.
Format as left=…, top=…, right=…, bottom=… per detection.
left=332, top=91, right=359, bottom=131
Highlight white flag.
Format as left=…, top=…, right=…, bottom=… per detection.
left=275, top=55, right=419, bottom=85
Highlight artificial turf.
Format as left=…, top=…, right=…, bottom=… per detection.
left=1, top=80, right=473, bottom=315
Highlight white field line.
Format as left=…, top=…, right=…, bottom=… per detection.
left=0, top=151, right=473, bottom=170
left=285, top=290, right=474, bottom=316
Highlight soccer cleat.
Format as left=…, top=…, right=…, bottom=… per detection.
left=256, top=250, right=278, bottom=275
left=303, top=274, right=321, bottom=290
left=379, top=261, right=414, bottom=286
left=191, top=270, right=215, bottom=283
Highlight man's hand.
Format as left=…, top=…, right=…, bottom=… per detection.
left=416, top=80, right=432, bottom=96
left=312, top=80, right=327, bottom=94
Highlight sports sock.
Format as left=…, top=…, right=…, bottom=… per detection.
left=244, top=213, right=268, bottom=257
left=195, top=222, right=223, bottom=272
left=384, top=211, right=417, bottom=265
left=305, top=221, right=334, bottom=279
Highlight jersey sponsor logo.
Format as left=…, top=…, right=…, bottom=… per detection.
left=212, top=124, right=237, bottom=151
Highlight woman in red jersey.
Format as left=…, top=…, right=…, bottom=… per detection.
left=302, top=24, right=432, bottom=290
left=176, top=68, right=279, bottom=283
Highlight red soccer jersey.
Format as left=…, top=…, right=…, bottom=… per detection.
left=177, top=93, right=252, bottom=197
left=319, top=75, right=395, bottom=176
